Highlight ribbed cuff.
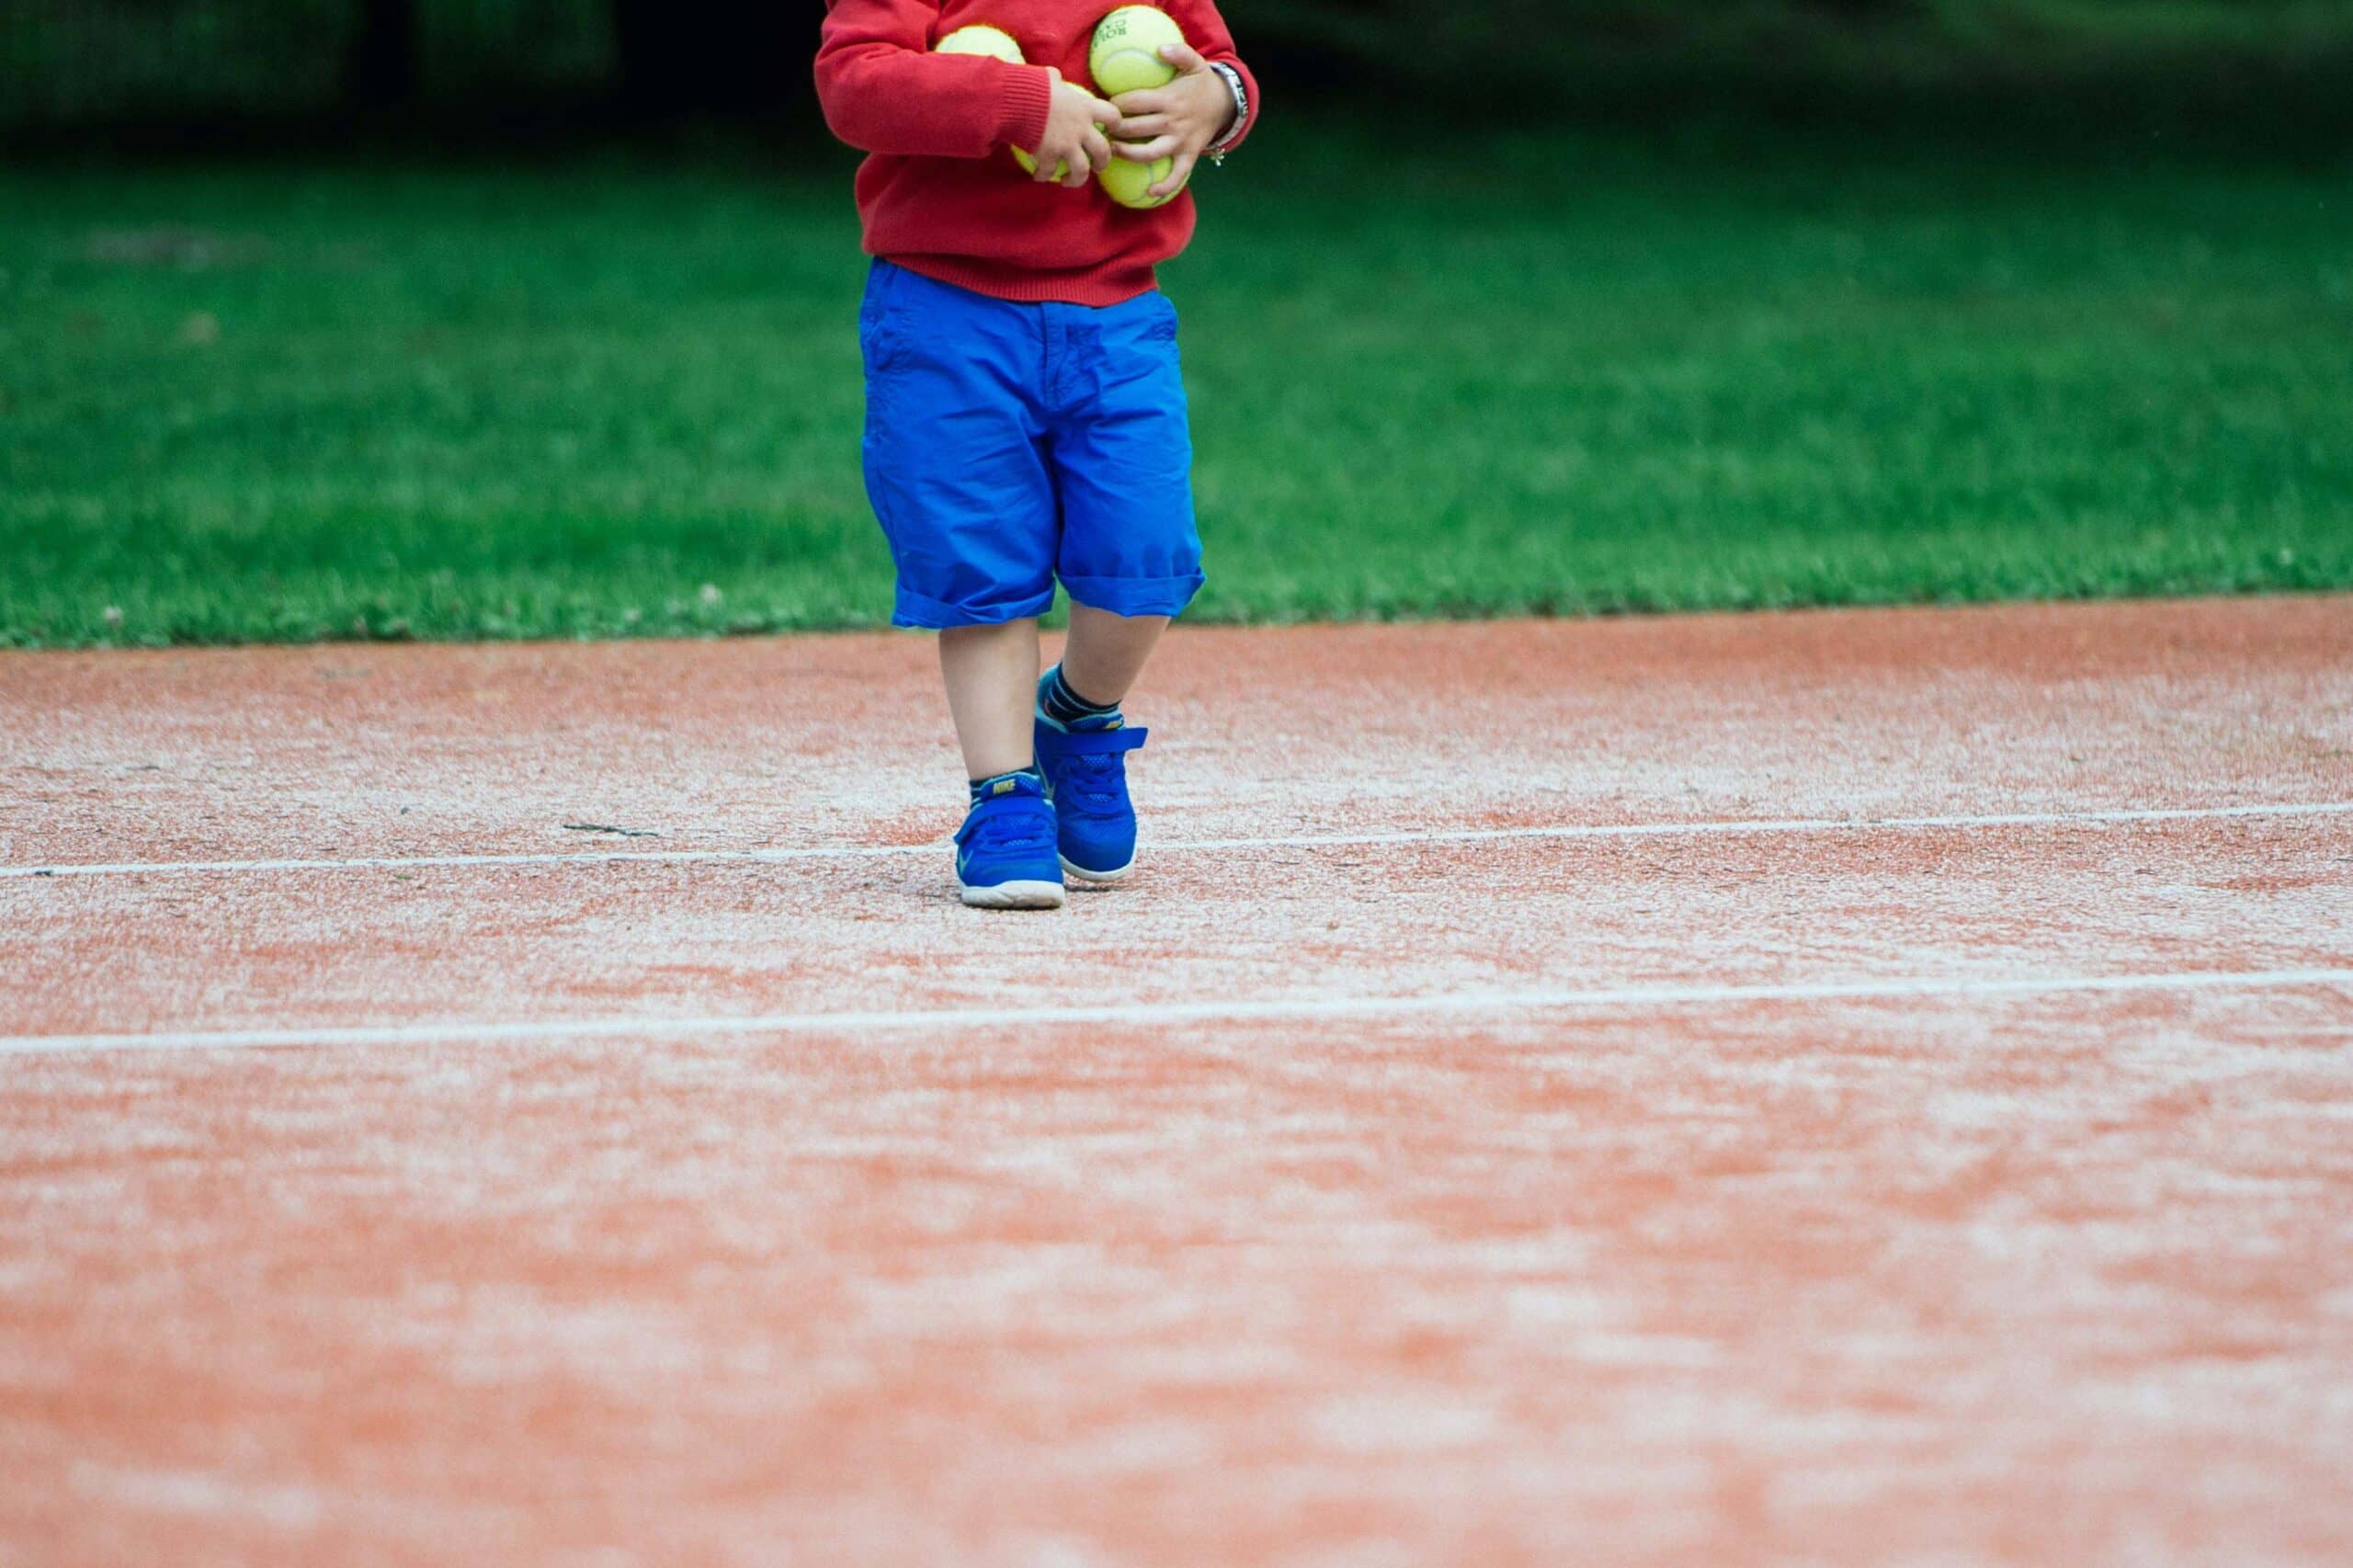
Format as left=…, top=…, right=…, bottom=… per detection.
left=995, top=65, right=1055, bottom=158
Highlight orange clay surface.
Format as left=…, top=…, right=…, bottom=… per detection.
left=3, top=597, right=2351, bottom=1563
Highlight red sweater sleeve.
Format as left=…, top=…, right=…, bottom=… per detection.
left=1164, top=0, right=1261, bottom=153
left=816, top=0, right=1056, bottom=159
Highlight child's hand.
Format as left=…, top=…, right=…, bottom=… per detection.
left=1107, top=43, right=1238, bottom=199
left=1033, top=70, right=1119, bottom=188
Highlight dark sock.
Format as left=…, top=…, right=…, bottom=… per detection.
left=1040, top=664, right=1120, bottom=728
left=969, top=765, right=1043, bottom=806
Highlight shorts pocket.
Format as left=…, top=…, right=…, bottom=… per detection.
left=858, top=263, right=912, bottom=376
left=1144, top=290, right=1179, bottom=345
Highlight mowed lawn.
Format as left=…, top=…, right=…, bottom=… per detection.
left=4, top=120, right=2349, bottom=646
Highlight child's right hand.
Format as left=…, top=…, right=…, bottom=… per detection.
left=1031, top=70, right=1117, bottom=188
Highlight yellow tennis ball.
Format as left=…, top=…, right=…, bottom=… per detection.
left=1100, top=149, right=1184, bottom=210
left=936, top=26, right=1061, bottom=176
left=935, top=24, right=1023, bottom=64
left=1090, top=6, right=1184, bottom=97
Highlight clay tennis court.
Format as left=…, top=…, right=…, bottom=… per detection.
left=5, top=595, right=2350, bottom=1561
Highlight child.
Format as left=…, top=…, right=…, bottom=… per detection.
left=815, top=2, right=1258, bottom=908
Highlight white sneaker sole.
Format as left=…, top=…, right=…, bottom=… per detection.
left=959, top=878, right=1066, bottom=910
left=1060, top=855, right=1134, bottom=885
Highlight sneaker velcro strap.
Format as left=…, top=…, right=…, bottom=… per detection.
left=1044, top=725, right=1148, bottom=756
left=955, top=794, right=1048, bottom=846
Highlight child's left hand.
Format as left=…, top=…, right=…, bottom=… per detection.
left=1107, top=42, right=1239, bottom=199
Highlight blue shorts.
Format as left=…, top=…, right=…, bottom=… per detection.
left=859, top=260, right=1204, bottom=629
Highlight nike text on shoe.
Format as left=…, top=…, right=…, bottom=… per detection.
left=954, top=772, right=1064, bottom=910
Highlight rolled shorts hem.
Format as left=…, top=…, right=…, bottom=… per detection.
left=1061, top=571, right=1206, bottom=620
left=891, top=583, right=1059, bottom=631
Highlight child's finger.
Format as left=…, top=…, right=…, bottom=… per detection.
left=1060, top=155, right=1092, bottom=189
left=1112, top=88, right=1171, bottom=118
left=1158, top=41, right=1208, bottom=74
left=1149, top=150, right=1199, bottom=199
left=1112, top=112, right=1172, bottom=139
left=1114, top=135, right=1178, bottom=162
left=1083, top=127, right=1113, bottom=172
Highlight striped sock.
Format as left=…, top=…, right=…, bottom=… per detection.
left=969, top=765, right=1043, bottom=806
left=1038, top=665, right=1121, bottom=731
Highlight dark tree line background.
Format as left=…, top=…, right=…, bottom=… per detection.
left=6, top=0, right=2351, bottom=144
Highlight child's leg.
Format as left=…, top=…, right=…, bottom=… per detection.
left=1033, top=608, right=1163, bottom=884
left=939, top=619, right=1042, bottom=782
left=1031, top=288, right=1200, bottom=884
left=939, top=617, right=1062, bottom=910
left=855, top=262, right=1064, bottom=906
left=1059, top=606, right=1169, bottom=709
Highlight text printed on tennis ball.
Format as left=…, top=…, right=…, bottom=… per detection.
left=1090, top=6, right=1184, bottom=98
left=933, top=10, right=1191, bottom=204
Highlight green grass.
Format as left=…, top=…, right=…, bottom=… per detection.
left=4, top=121, right=2349, bottom=648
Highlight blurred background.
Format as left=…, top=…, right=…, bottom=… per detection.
left=4, top=3, right=2349, bottom=645
left=10, top=1, right=2353, bottom=142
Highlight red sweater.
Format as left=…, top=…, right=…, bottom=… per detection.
left=815, top=0, right=1259, bottom=306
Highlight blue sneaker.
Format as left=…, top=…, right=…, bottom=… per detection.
left=1034, top=715, right=1149, bottom=883
left=954, top=773, right=1064, bottom=910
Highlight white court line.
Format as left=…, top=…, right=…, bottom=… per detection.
left=4, top=967, right=2348, bottom=1058
left=6, top=800, right=2350, bottom=882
